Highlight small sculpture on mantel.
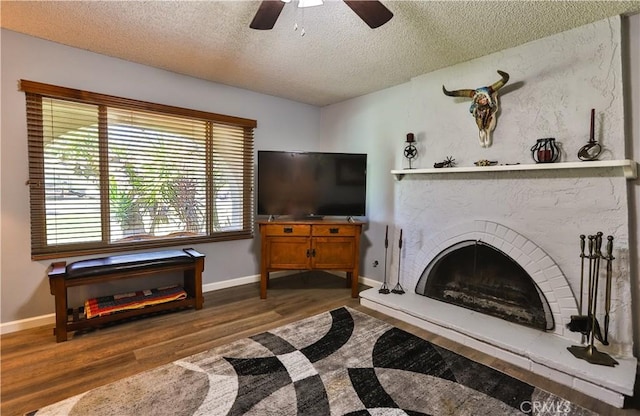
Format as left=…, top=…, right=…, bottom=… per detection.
left=442, top=70, right=510, bottom=148
left=474, top=159, right=498, bottom=166
left=434, top=156, right=456, bottom=168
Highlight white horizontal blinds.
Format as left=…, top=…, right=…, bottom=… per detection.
left=210, top=123, right=254, bottom=236
left=107, top=108, right=208, bottom=242
left=21, top=80, right=256, bottom=259
left=27, top=95, right=103, bottom=255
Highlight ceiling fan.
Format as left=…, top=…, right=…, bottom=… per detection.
left=249, top=0, right=393, bottom=30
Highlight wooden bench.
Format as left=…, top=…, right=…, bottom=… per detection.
left=48, top=248, right=205, bottom=342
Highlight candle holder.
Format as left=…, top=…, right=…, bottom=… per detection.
left=403, top=133, right=418, bottom=169
left=531, top=138, right=559, bottom=163
left=578, top=109, right=602, bottom=161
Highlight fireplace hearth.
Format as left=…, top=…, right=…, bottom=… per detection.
left=415, top=240, right=553, bottom=331
left=361, top=219, right=636, bottom=408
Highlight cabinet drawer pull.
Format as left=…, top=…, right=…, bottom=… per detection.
left=329, top=227, right=339, bottom=234
left=283, top=227, right=293, bottom=233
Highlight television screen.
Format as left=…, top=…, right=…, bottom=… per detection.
left=257, top=151, right=367, bottom=218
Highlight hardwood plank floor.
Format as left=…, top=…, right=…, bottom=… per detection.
left=1, top=271, right=639, bottom=416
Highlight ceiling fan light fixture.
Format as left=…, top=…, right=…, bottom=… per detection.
left=251, top=0, right=392, bottom=30
left=298, top=0, right=323, bottom=8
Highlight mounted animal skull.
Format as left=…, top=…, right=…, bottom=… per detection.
left=442, top=70, right=510, bottom=148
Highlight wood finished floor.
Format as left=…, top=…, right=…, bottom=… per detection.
left=1, top=271, right=639, bottom=416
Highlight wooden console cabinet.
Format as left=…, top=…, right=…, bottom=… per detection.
left=258, top=219, right=364, bottom=299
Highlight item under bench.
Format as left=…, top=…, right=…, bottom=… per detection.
left=48, top=248, right=205, bottom=342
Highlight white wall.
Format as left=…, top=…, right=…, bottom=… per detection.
left=320, top=83, right=410, bottom=282
left=0, top=29, right=321, bottom=323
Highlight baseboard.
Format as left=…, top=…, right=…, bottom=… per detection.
left=360, top=276, right=382, bottom=289
left=1, top=271, right=376, bottom=335
left=0, top=313, right=56, bottom=335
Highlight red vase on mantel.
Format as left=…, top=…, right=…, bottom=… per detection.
left=531, top=138, right=559, bottom=163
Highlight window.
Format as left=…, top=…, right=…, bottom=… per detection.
left=21, top=80, right=256, bottom=260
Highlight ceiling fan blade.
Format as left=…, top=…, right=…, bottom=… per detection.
left=250, top=1, right=286, bottom=30
left=343, top=1, right=393, bottom=29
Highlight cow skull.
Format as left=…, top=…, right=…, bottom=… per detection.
left=442, top=70, right=510, bottom=148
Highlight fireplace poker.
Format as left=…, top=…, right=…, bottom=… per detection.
left=604, top=235, right=614, bottom=345
left=578, top=234, right=587, bottom=343
left=391, top=229, right=405, bottom=294
left=589, top=233, right=602, bottom=347
left=568, top=236, right=594, bottom=336
left=379, top=225, right=390, bottom=294
left=587, top=235, right=595, bottom=320
left=594, top=233, right=608, bottom=344
left=579, top=235, right=586, bottom=315
left=586, top=234, right=597, bottom=336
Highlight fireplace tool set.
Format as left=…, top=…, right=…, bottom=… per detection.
left=567, top=232, right=618, bottom=366
left=379, top=226, right=405, bottom=295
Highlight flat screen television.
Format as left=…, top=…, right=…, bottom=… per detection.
left=257, top=151, right=367, bottom=219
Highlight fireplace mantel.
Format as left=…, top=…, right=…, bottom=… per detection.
left=392, top=159, right=637, bottom=180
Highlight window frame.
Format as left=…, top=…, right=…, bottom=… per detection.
left=21, top=80, right=257, bottom=260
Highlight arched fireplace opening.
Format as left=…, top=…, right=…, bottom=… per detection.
left=415, top=240, right=554, bottom=331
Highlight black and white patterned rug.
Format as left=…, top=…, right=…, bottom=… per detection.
left=29, top=307, right=596, bottom=415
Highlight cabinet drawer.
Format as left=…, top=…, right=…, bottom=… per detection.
left=312, top=225, right=357, bottom=236
left=263, top=224, right=311, bottom=236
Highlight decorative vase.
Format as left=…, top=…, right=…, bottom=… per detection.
left=531, top=138, right=559, bottom=163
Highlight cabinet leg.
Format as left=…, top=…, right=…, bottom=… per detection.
left=260, top=271, right=268, bottom=299
left=348, top=271, right=360, bottom=298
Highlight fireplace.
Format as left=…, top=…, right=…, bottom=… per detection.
left=415, top=240, right=553, bottom=331
left=359, top=220, right=637, bottom=408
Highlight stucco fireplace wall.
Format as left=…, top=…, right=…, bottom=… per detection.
left=390, top=15, right=633, bottom=357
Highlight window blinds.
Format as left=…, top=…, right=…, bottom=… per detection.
left=21, top=80, right=256, bottom=259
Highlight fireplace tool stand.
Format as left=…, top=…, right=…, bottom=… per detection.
left=379, top=225, right=390, bottom=294
left=391, top=229, right=405, bottom=294
left=567, top=232, right=618, bottom=366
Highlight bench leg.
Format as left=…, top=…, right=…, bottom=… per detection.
left=51, top=276, right=69, bottom=342
left=194, top=257, right=204, bottom=309
left=184, top=258, right=204, bottom=310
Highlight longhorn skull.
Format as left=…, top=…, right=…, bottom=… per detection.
left=442, top=70, right=510, bottom=148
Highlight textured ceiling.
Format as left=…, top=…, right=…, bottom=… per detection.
left=2, top=1, right=640, bottom=106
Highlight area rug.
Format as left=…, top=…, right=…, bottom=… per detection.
left=28, top=307, right=596, bottom=415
